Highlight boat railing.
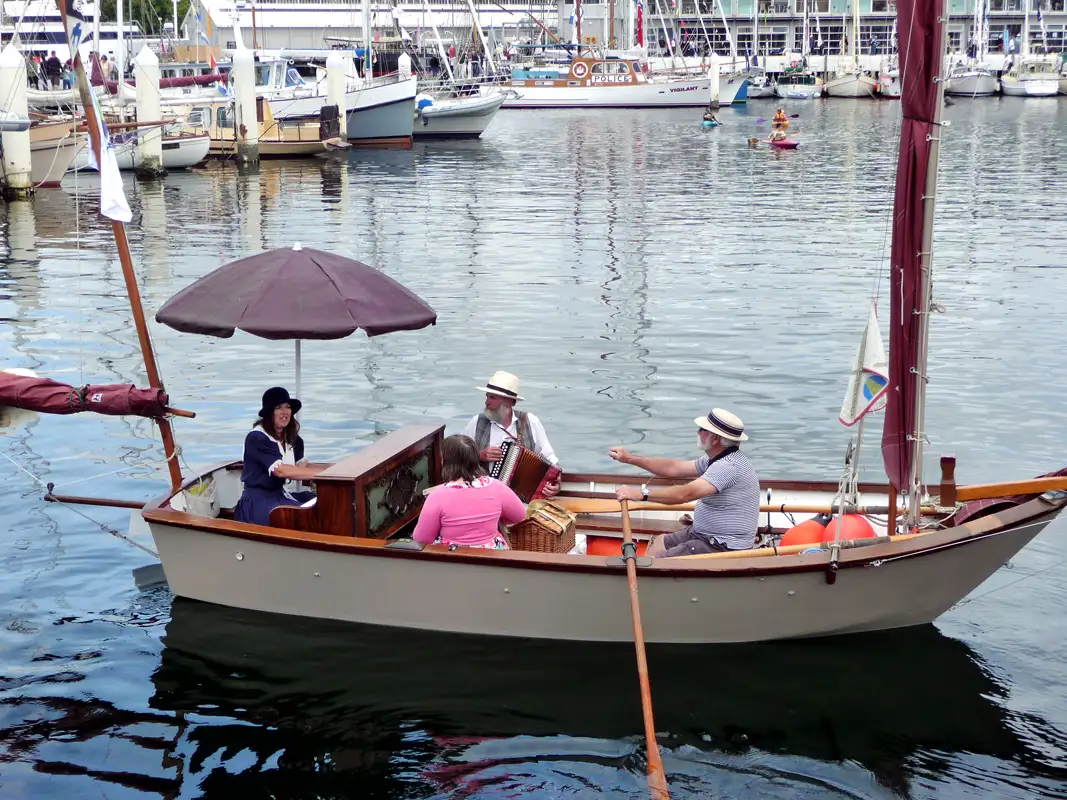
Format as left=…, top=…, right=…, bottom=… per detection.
left=415, top=74, right=510, bottom=94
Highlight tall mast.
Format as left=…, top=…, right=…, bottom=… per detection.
left=1020, top=0, right=1030, bottom=57
left=752, top=0, right=758, bottom=62
left=116, top=0, right=123, bottom=78
left=609, top=0, right=615, bottom=47
left=56, top=0, right=184, bottom=493
left=906, top=0, right=949, bottom=527
left=575, top=0, right=582, bottom=53
left=363, top=0, right=372, bottom=78
left=423, top=0, right=454, bottom=81
left=716, top=0, right=736, bottom=63
left=851, top=0, right=858, bottom=65
left=465, top=0, right=495, bottom=73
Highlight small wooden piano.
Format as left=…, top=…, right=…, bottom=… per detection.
left=270, top=424, right=444, bottom=538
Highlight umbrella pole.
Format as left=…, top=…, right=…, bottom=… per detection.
left=295, top=340, right=302, bottom=399
left=58, top=3, right=183, bottom=494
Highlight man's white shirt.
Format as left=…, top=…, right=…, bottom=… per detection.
left=460, top=412, right=558, bottom=466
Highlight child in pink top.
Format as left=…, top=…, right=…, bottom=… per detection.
left=413, top=435, right=526, bottom=549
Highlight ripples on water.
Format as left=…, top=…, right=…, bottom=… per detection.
left=1, top=99, right=1066, bottom=798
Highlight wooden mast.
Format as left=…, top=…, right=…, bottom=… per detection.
left=57, top=1, right=184, bottom=493
left=576, top=0, right=583, bottom=55
left=609, top=0, right=616, bottom=47
left=906, top=0, right=949, bottom=527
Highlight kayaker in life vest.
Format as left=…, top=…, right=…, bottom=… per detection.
left=702, top=106, right=718, bottom=123
left=773, top=108, right=788, bottom=129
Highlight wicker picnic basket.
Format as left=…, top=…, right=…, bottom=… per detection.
left=508, top=499, right=577, bottom=553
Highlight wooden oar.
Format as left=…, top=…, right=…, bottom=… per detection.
left=619, top=499, right=670, bottom=800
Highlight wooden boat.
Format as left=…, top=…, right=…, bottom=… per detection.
left=207, top=99, right=348, bottom=159
left=503, top=57, right=711, bottom=109
left=132, top=423, right=1067, bottom=643
left=37, top=0, right=1067, bottom=648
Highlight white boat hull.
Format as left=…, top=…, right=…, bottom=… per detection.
left=824, top=72, right=878, bottom=98
left=746, top=77, right=776, bottom=99
left=502, top=76, right=713, bottom=108
left=999, top=77, right=1060, bottom=97
left=774, top=82, right=822, bottom=99
left=30, top=136, right=86, bottom=188
left=70, top=134, right=211, bottom=172
left=413, top=91, right=505, bottom=138
left=878, top=71, right=902, bottom=98
left=270, top=75, right=417, bottom=145
left=146, top=511, right=1055, bottom=644
left=945, top=71, right=999, bottom=96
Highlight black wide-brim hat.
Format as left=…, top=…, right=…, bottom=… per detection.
left=258, top=386, right=302, bottom=419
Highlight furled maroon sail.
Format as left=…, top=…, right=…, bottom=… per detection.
left=100, top=74, right=225, bottom=92
left=0, top=373, right=168, bottom=418
left=881, top=0, right=944, bottom=492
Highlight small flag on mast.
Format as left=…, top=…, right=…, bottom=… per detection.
left=60, top=0, right=131, bottom=223
left=60, top=0, right=87, bottom=55
left=839, top=299, right=889, bottom=427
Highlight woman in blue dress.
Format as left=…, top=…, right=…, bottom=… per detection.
left=234, top=387, right=320, bottom=526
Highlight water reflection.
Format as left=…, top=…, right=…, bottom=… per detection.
left=140, top=600, right=1066, bottom=798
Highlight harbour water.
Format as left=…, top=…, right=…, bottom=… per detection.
left=1, top=98, right=1067, bottom=798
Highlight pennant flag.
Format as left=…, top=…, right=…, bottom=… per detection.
left=61, top=0, right=88, bottom=57
left=194, top=5, right=202, bottom=23
left=839, top=299, right=889, bottom=427
left=209, top=53, right=217, bottom=70
left=60, top=0, right=131, bottom=223
left=199, top=30, right=210, bottom=44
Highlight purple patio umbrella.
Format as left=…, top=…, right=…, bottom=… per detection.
left=155, top=245, right=437, bottom=395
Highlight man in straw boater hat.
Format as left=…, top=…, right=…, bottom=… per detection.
left=611, top=408, right=760, bottom=557
left=460, top=370, right=561, bottom=498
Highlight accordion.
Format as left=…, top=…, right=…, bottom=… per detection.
left=489, top=440, right=561, bottom=503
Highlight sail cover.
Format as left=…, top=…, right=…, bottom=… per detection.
left=0, top=373, right=168, bottom=418
left=881, top=0, right=944, bottom=492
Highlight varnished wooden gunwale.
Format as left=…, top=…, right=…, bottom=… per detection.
left=142, top=461, right=1065, bottom=579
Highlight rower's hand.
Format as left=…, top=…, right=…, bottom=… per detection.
left=609, top=447, right=632, bottom=465
left=480, top=446, right=503, bottom=463
left=616, top=485, right=642, bottom=502
left=541, top=479, right=560, bottom=498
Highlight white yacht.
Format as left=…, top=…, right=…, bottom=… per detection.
left=999, top=56, right=1061, bottom=97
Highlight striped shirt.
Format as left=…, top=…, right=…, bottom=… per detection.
left=691, top=448, right=760, bottom=551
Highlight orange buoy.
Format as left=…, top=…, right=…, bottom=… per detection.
left=824, top=514, right=877, bottom=542
left=780, top=513, right=832, bottom=547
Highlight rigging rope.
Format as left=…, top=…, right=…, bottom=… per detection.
left=0, top=448, right=158, bottom=557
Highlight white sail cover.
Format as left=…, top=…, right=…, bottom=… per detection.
left=839, top=299, right=889, bottom=426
